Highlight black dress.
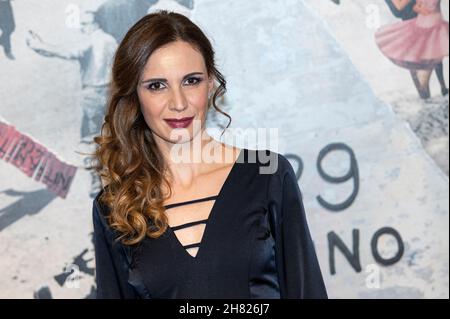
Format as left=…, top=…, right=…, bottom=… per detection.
left=92, top=148, right=328, bottom=299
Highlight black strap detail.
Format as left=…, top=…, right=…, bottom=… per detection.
left=183, top=242, right=201, bottom=249
left=164, top=195, right=219, bottom=209
left=171, top=219, right=208, bottom=231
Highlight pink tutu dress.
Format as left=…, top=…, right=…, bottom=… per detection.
left=375, top=0, right=449, bottom=70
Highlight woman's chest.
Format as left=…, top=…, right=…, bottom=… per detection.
left=129, top=203, right=274, bottom=298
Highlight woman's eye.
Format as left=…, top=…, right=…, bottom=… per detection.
left=185, top=77, right=203, bottom=86
left=146, top=77, right=202, bottom=91
left=147, top=82, right=166, bottom=91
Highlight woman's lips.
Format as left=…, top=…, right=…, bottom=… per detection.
left=164, top=116, right=194, bottom=129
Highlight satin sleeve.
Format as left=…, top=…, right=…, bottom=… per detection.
left=92, top=197, right=138, bottom=299
left=268, top=154, right=328, bottom=299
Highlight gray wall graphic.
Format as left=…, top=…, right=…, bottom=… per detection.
left=0, top=0, right=448, bottom=298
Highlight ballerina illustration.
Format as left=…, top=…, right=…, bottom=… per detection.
left=375, top=0, right=449, bottom=99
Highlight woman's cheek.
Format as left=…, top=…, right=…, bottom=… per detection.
left=191, top=94, right=208, bottom=112
left=140, top=103, right=162, bottom=129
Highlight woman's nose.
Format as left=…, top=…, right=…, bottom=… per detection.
left=169, top=88, right=188, bottom=112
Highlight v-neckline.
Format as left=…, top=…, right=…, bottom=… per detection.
left=166, top=148, right=244, bottom=261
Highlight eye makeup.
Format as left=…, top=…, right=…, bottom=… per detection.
left=146, top=76, right=204, bottom=91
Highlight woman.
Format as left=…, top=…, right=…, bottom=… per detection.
left=375, top=0, right=449, bottom=98
left=91, top=10, right=327, bottom=299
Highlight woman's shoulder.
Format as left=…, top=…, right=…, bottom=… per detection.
left=92, top=187, right=112, bottom=231
left=92, top=188, right=129, bottom=249
left=93, top=187, right=106, bottom=212
left=241, top=148, right=294, bottom=177
left=206, top=143, right=290, bottom=175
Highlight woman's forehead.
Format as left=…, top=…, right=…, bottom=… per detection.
left=143, top=42, right=206, bottom=76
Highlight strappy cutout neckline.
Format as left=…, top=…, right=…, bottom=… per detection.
left=163, top=148, right=244, bottom=260
left=164, top=195, right=219, bottom=258
left=164, top=195, right=218, bottom=258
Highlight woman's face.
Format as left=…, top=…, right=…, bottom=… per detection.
left=137, top=40, right=214, bottom=145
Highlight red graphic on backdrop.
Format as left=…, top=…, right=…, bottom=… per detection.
left=0, top=121, right=77, bottom=198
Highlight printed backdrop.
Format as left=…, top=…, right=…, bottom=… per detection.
left=0, top=0, right=448, bottom=298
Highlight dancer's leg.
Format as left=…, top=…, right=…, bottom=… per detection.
left=434, top=62, right=449, bottom=96
left=410, top=70, right=430, bottom=99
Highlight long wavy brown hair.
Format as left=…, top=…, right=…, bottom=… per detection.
left=90, top=10, right=231, bottom=246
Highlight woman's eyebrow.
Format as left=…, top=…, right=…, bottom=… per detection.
left=141, top=72, right=204, bottom=84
